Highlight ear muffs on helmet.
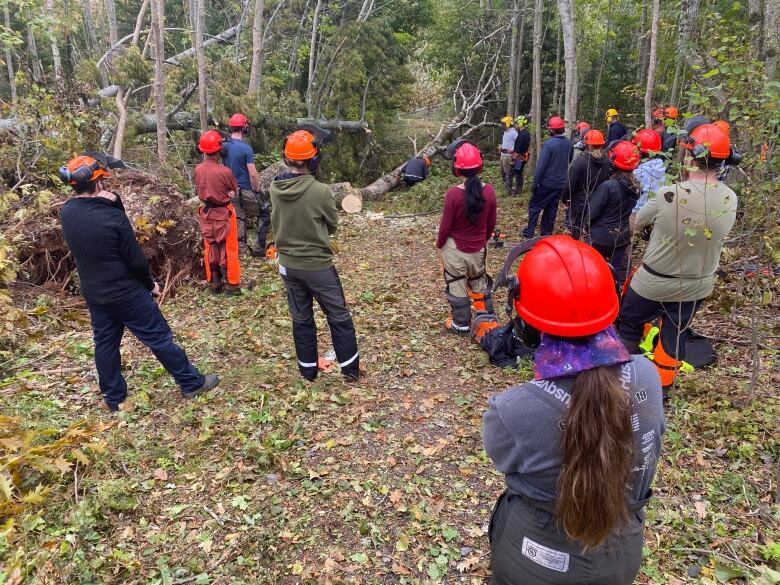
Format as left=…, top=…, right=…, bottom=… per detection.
left=282, top=135, right=322, bottom=172
left=58, top=159, right=102, bottom=185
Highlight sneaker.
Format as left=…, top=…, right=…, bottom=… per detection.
left=182, top=374, right=220, bottom=399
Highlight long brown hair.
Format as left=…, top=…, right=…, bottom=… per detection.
left=555, top=366, right=633, bottom=547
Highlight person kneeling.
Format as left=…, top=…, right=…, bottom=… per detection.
left=483, top=236, right=665, bottom=585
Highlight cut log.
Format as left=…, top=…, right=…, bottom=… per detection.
left=330, top=182, right=362, bottom=213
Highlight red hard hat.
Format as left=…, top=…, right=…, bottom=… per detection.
left=284, top=130, right=318, bottom=160
left=575, top=121, right=591, bottom=132
left=198, top=130, right=224, bottom=154
left=548, top=116, right=565, bottom=130
left=514, top=236, right=619, bottom=337
left=652, top=107, right=665, bottom=121
left=229, top=113, right=248, bottom=128
left=609, top=140, right=641, bottom=171
left=583, top=129, right=606, bottom=147
left=684, top=123, right=730, bottom=160
left=631, top=128, right=662, bottom=154
left=453, top=142, right=483, bottom=171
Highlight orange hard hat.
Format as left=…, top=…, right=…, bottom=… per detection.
left=63, top=155, right=110, bottom=185
left=575, top=121, right=591, bottom=132
left=514, top=236, right=619, bottom=337
left=713, top=119, right=731, bottom=136
left=229, top=113, right=248, bottom=128
left=609, top=140, right=641, bottom=171
left=652, top=108, right=665, bottom=121
left=198, top=130, right=224, bottom=154
left=684, top=123, right=730, bottom=160
left=664, top=106, right=679, bottom=119
left=583, top=129, right=606, bottom=147
left=284, top=130, right=318, bottom=160
left=631, top=128, right=662, bottom=154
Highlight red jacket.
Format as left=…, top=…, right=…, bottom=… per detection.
left=436, top=184, right=497, bottom=252
left=195, top=158, right=237, bottom=221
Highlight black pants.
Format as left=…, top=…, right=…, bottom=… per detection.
left=87, top=288, right=204, bottom=408
left=617, top=286, right=702, bottom=359
left=233, top=188, right=271, bottom=254
left=489, top=492, right=645, bottom=585
left=511, top=160, right=526, bottom=196
left=280, top=265, right=359, bottom=380
left=523, top=184, right=563, bottom=238
left=591, top=242, right=630, bottom=289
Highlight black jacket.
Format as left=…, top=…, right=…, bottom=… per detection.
left=561, top=153, right=612, bottom=217
left=661, top=130, right=677, bottom=153
left=513, top=128, right=531, bottom=155
left=607, top=120, right=629, bottom=144
left=587, top=174, right=640, bottom=247
left=401, top=156, right=428, bottom=181
left=60, top=195, right=155, bottom=305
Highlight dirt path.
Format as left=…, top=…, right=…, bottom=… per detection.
left=2, top=195, right=778, bottom=584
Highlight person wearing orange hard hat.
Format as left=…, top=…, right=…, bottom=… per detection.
left=617, top=123, right=738, bottom=396
left=586, top=140, right=642, bottom=289
left=484, top=235, right=665, bottom=585
left=651, top=106, right=679, bottom=153
left=59, top=152, right=219, bottom=412
left=561, top=128, right=612, bottom=240
left=195, top=129, right=242, bottom=295
left=522, top=116, right=574, bottom=238
left=221, top=113, right=268, bottom=257
left=631, top=128, right=667, bottom=219
left=270, top=128, right=360, bottom=382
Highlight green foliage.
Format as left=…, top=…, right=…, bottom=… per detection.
left=112, top=46, right=152, bottom=89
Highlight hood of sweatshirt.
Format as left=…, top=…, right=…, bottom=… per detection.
left=588, top=153, right=611, bottom=169
left=271, top=173, right=316, bottom=202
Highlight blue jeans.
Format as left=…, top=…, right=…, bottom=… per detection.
left=87, top=288, right=204, bottom=407
left=523, top=184, right=563, bottom=239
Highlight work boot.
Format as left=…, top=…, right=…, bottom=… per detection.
left=182, top=374, right=220, bottom=399
left=209, top=281, right=223, bottom=294
left=223, top=284, right=242, bottom=296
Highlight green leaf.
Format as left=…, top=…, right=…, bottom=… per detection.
left=427, top=562, right=443, bottom=579
left=396, top=533, right=410, bottom=551
left=702, top=68, right=720, bottom=78
left=684, top=228, right=698, bottom=237
left=442, top=525, right=458, bottom=542
left=350, top=552, right=369, bottom=564
left=231, top=495, right=249, bottom=511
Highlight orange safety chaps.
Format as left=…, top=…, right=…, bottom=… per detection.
left=200, top=203, right=241, bottom=286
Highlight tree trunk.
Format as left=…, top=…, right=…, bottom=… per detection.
left=132, top=0, right=150, bottom=46
left=113, top=86, right=129, bottom=158
left=557, top=0, right=577, bottom=127
left=44, top=0, right=63, bottom=78
left=636, top=0, right=647, bottom=85
left=3, top=5, right=17, bottom=106
left=288, top=0, right=311, bottom=85
left=513, top=5, right=527, bottom=115
left=248, top=0, right=265, bottom=94
left=644, top=0, right=660, bottom=128
left=765, top=0, right=779, bottom=79
left=507, top=0, right=520, bottom=116
left=194, top=0, right=208, bottom=130
left=82, top=0, right=98, bottom=56
left=306, top=0, right=322, bottom=118
left=27, top=23, right=44, bottom=83
left=593, top=0, right=612, bottom=120
left=531, top=0, right=543, bottom=161
left=551, top=21, right=560, bottom=115
left=105, top=0, right=119, bottom=48
left=748, top=0, right=763, bottom=58
left=150, top=0, right=167, bottom=165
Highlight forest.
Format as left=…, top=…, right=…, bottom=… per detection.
left=0, top=0, right=779, bottom=582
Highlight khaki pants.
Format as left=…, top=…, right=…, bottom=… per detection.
left=500, top=154, right=515, bottom=194
left=442, top=238, right=488, bottom=297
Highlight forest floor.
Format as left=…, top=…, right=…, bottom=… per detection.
left=1, top=179, right=779, bottom=584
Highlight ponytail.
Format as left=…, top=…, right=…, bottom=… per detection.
left=463, top=170, right=484, bottom=223
left=555, top=366, right=633, bottom=547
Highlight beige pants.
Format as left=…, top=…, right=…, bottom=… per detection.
left=442, top=238, right=488, bottom=297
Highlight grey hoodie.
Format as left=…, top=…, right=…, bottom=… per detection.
left=483, top=356, right=665, bottom=510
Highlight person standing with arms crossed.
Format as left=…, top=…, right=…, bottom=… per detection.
left=498, top=116, right=519, bottom=196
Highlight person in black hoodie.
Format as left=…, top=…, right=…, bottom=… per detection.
left=58, top=154, right=218, bottom=412
left=605, top=108, right=629, bottom=143
left=561, top=129, right=612, bottom=240
left=587, top=141, right=642, bottom=288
